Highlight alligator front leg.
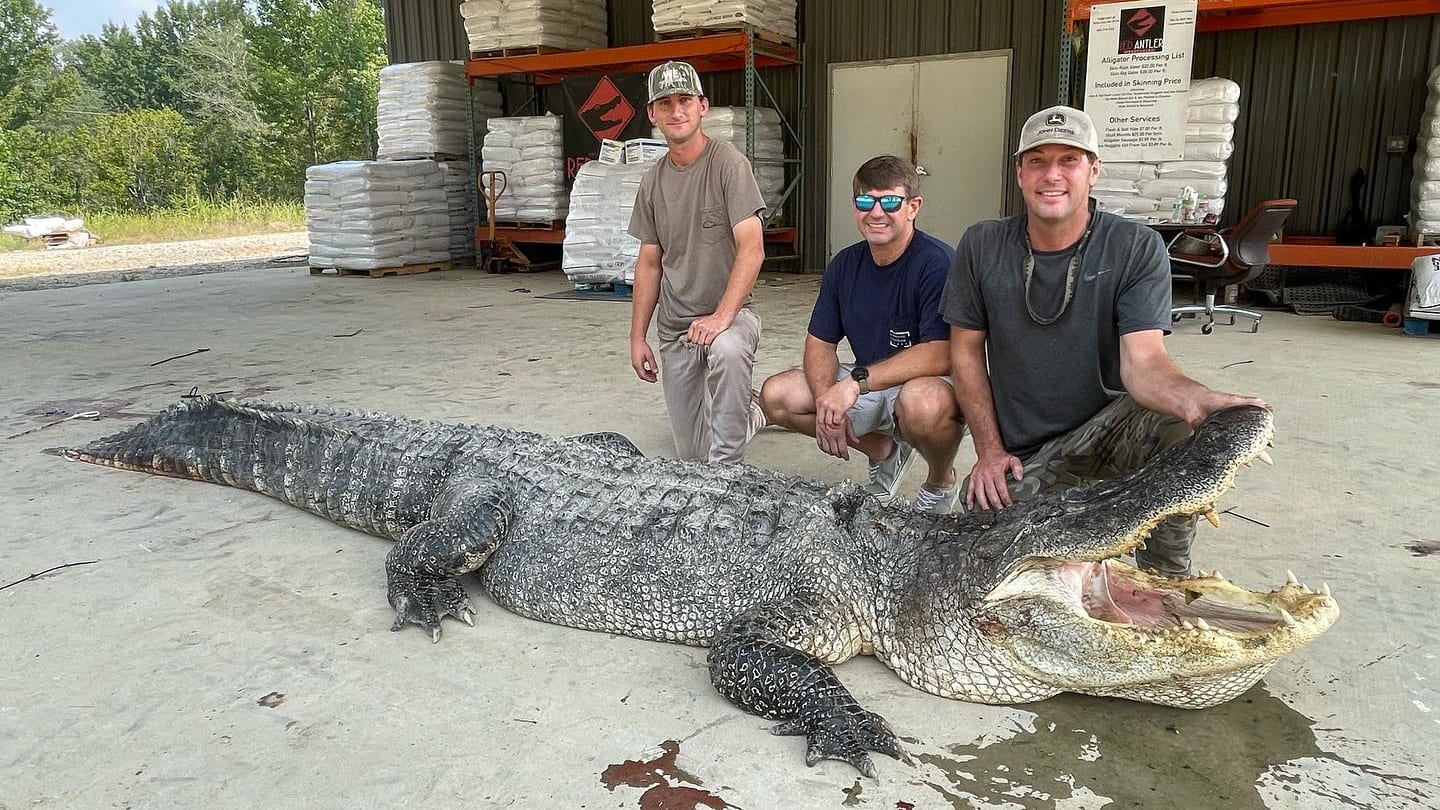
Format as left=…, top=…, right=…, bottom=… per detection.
left=706, top=597, right=908, bottom=779
left=386, top=482, right=511, bottom=642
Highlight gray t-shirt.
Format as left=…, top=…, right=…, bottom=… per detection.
left=940, top=208, right=1172, bottom=458
left=627, top=137, right=767, bottom=342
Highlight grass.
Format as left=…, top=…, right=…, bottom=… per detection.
left=1, top=194, right=305, bottom=250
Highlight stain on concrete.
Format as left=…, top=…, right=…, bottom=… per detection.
left=1405, top=541, right=1440, bottom=557
left=601, top=739, right=739, bottom=809
left=912, top=685, right=1332, bottom=808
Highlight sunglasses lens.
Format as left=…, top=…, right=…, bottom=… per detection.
left=854, top=195, right=876, bottom=212
left=879, top=195, right=904, bottom=212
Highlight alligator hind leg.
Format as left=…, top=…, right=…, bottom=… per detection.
left=707, top=595, right=907, bottom=779
left=386, top=483, right=511, bottom=642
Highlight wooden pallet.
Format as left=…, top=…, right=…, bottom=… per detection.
left=1402, top=314, right=1440, bottom=337
left=469, top=45, right=569, bottom=59
left=492, top=219, right=565, bottom=230
left=310, top=261, right=452, bottom=279
left=379, top=152, right=468, bottom=163
left=654, top=25, right=796, bottom=47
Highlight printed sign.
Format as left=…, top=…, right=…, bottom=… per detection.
left=561, top=73, right=651, bottom=180
left=1084, top=0, right=1196, bottom=161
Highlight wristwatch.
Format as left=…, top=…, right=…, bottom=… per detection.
left=850, top=365, right=870, bottom=394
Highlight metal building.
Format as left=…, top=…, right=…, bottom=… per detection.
left=383, top=0, right=1440, bottom=269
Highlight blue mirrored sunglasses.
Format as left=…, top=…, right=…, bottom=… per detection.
left=854, top=194, right=908, bottom=213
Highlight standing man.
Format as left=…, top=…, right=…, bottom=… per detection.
left=627, top=61, right=768, bottom=463
left=941, top=106, right=1268, bottom=574
left=757, top=156, right=964, bottom=513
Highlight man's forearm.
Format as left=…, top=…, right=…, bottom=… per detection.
left=950, top=340, right=1006, bottom=456
left=629, top=255, right=662, bottom=341
left=712, top=218, right=765, bottom=319
left=803, top=336, right=840, bottom=399
left=867, top=341, right=949, bottom=390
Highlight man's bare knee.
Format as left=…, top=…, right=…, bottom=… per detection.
left=759, top=369, right=813, bottom=425
left=895, top=378, right=958, bottom=433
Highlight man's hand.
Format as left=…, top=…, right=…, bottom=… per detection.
left=965, top=451, right=1025, bottom=511
left=815, top=377, right=860, bottom=431
left=1181, top=391, right=1270, bottom=427
left=630, top=338, right=658, bottom=383
left=686, top=312, right=734, bottom=347
left=815, top=414, right=857, bottom=460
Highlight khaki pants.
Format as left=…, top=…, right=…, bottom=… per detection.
left=963, top=395, right=1197, bottom=574
left=657, top=308, right=761, bottom=463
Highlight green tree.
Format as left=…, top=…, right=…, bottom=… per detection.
left=77, top=109, right=200, bottom=210
left=172, top=18, right=268, bottom=196
left=0, top=0, right=63, bottom=129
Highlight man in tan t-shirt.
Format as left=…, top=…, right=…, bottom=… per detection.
left=627, top=61, right=768, bottom=463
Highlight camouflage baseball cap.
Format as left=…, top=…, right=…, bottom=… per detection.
left=647, top=61, right=705, bottom=103
left=1015, top=105, right=1100, bottom=157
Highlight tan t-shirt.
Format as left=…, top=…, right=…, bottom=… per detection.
left=627, top=136, right=766, bottom=342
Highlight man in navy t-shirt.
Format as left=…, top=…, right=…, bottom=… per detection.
left=755, top=156, right=965, bottom=513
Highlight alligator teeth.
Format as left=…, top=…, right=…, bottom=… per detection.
left=1258, top=450, right=1274, bottom=466
left=1203, top=508, right=1222, bottom=528
left=1181, top=620, right=1194, bottom=630
left=1198, top=569, right=1210, bottom=579
left=1320, top=582, right=1331, bottom=597
left=1213, top=569, right=1225, bottom=581
left=1195, top=618, right=1212, bottom=632
left=1286, top=570, right=1299, bottom=586
left=1278, top=608, right=1297, bottom=627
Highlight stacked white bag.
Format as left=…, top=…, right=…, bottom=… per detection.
left=437, top=160, right=478, bottom=263
left=1409, top=66, right=1440, bottom=238
left=1095, top=77, right=1239, bottom=221
left=305, top=161, right=451, bottom=271
left=377, top=62, right=471, bottom=159
left=482, top=115, right=568, bottom=223
left=460, top=0, right=607, bottom=53
left=654, top=106, right=786, bottom=205
left=562, top=160, right=652, bottom=286
left=651, top=0, right=797, bottom=42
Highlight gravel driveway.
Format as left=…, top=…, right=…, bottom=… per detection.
left=0, top=231, right=310, bottom=290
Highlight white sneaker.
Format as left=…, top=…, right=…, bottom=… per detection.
left=913, top=481, right=960, bottom=515
left=862, top=441, right=915, bottom=503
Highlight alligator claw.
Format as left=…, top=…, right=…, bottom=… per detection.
left=772, top=706, right=906, bottom=779
left=388, top=574, right=474, bottom=641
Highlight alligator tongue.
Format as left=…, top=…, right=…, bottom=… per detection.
left=1082, top=563, right=1134, bottom=624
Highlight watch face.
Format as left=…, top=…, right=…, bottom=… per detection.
left=852, top=366, right=868, bottom=380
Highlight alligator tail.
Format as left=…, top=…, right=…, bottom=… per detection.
left=64, top=396, right=467, bottom=539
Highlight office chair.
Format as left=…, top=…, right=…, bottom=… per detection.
left=1169, top=198, right=1297, bottom=334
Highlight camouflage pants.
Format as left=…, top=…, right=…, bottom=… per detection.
left=962, top=396, right=1196, bottom=575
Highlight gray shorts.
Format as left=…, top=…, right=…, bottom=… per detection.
left=836, top=364, right=953, bottom=439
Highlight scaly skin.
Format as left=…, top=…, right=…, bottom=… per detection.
left=65, top=397, right=1339, bottom=778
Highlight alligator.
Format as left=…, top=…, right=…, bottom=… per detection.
left=64, top=397, right=1339, bottom=778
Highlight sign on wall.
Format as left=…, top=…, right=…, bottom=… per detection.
left=560, top=73, right=652, bottom=180
left=1084, top=0, right=1197, bottom=161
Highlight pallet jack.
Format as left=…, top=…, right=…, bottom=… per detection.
left=480, top=169, right=531, bottom=274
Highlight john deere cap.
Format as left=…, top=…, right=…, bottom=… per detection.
left=1015, top=105, right=1100, bottom=157
left=647, top=61, right=705, bottom=103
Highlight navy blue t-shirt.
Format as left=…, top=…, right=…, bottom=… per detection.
left=808, top=230, right=955, bottom=366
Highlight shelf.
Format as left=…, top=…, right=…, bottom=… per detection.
left=1268, top=242, right=1438, bottom=270
left=477, top=224, right=800, bottom=248
left=465, top=33, right=799, bottom=85
left=1068, top=0, right=1438, bottom=33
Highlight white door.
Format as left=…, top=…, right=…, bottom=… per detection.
left=828, top=51, right=1012, bottom=260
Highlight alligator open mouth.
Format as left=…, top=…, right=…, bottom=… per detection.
left=1061, top=560, right=1334, bottom=634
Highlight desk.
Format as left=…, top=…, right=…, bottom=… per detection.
left=1267, top=243, right=1438, bottom=270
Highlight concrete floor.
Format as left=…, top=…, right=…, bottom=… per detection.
left=1, top=265, right=1437, bottom=809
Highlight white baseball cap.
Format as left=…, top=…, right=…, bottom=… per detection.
left=1015, top=105, right=1100, bottom=157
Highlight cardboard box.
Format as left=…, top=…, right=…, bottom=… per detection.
left=598, top=139, right=625, bottom=165
left=625, top=138, right=668, bottom=165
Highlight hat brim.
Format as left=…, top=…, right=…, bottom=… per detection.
left=1014, top=137, right=1099, bottom=157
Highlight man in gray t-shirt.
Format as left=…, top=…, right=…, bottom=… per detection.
left=940, top=105, right=1267, bottom=575
left=627, top=61, right=767, bottom=464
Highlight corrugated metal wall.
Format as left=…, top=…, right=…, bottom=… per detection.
left=1189, top=17, right=1440, bottom=236
left=799, top=0, right=1067, bottom=265
left=383, top=2, right=1440, bottom=267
